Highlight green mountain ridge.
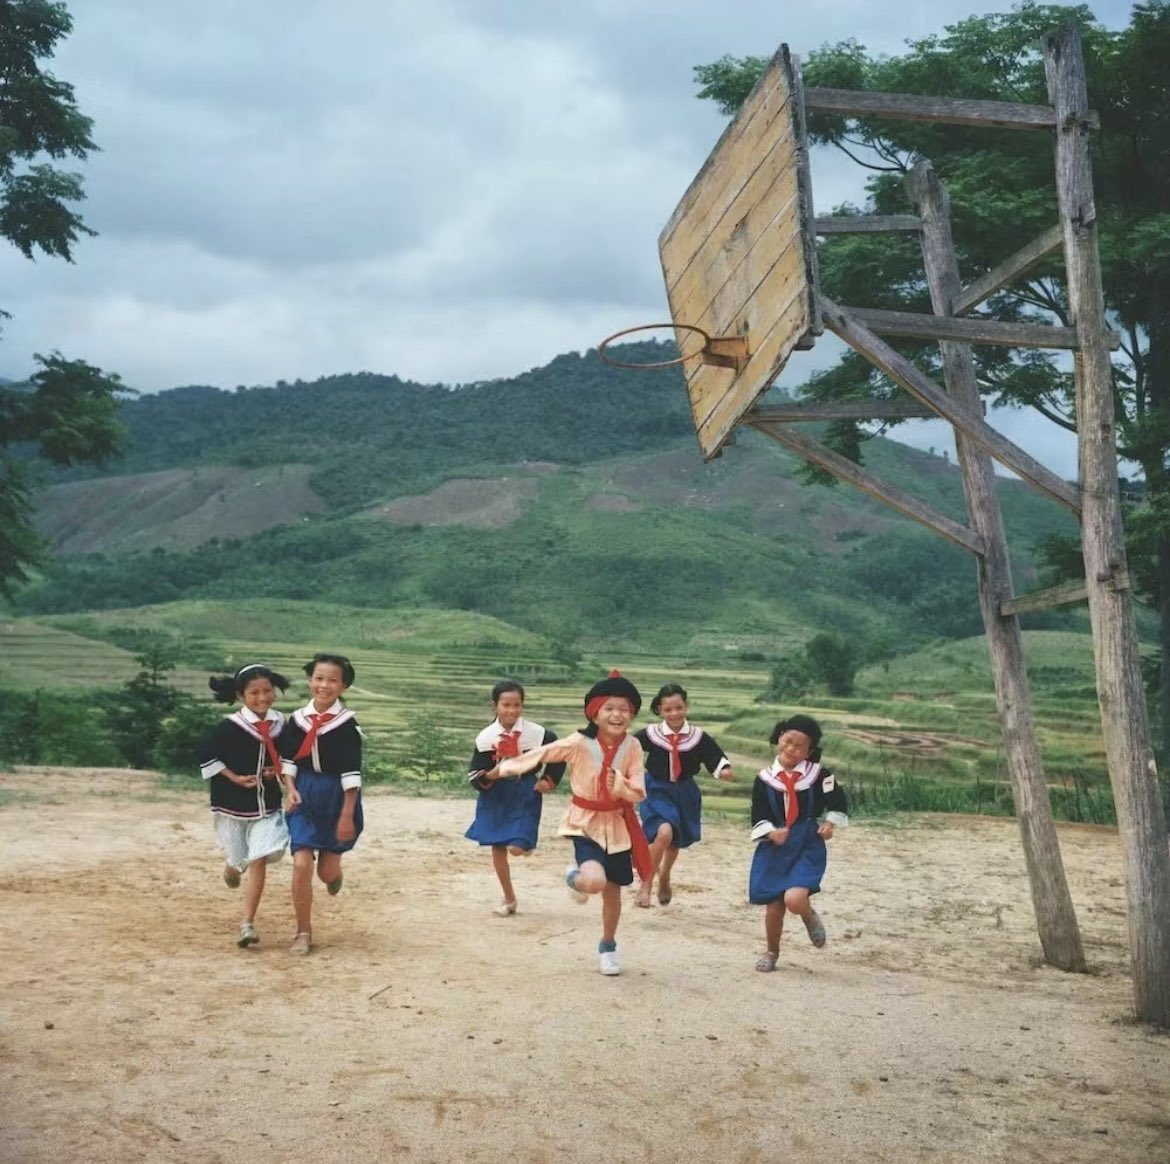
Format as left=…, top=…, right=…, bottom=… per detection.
left=17, top=342, right=1086, bottom=654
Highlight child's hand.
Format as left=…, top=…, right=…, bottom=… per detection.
left=284, top=784, right=301, bottom=812
left=481, top=765, right=502, bottom=782
left=608, top=768, right=629, bottom=798
left=336, top=815, right=356, bottom=843
left=769, top=827, right=790, bottom=846
left=718, top=767, right=735, bottom=782
left=228, top=771, right=258, bottom=789
left=534, top=777, right=554, bottom=793
left=818, top=822, right=835, bottom=840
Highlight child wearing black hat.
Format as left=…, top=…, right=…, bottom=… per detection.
left=749, top=714, right=848, bottom=972
left=484, top=670, right=648, bottom=976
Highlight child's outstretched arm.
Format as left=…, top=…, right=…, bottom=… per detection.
left=487, top=736, right=577, bottom=782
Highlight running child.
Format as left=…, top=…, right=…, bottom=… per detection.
left=634, top=682, right=734, bottom=908
left=749, top=714, right=848, bottom=972
left=279, top=653, right=363, bottom=957
left=199, top=663, right=296, bottom=949
left=465, top=679, right=566, bottom=917
left=484, top=670, right=648, bottom=976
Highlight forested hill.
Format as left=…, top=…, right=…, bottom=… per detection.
left=94, top=341, right=693, bottom=510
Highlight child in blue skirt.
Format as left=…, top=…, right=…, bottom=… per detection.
left=465, top=679, right=565, bottom=916
left=279, top=653, right=363, bottom=957
left=749, top=714, right=848, bottom=972
left=634, top=682, right=734, bottom=908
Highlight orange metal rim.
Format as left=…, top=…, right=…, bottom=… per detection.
left=596, top=322, right=710, bottom=370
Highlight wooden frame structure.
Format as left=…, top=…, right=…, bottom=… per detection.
left=679, top=26, right=1170, bottom=1025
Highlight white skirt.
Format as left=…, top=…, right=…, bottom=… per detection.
left=214, top=811, right=289, bottom=872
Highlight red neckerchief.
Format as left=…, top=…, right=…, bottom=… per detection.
left=254, top=718, right=282, bottom=776
left=570, top=733, right=651, bottom=881
left=293, top=711, right=336, bottom=761
left=665, top=728, right=684, bottom=781
left=493, top=730, right=522, bottom=761
left=779, top=769, right=801, bottom=827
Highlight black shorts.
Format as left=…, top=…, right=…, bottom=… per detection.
left=571, top=835, right=634, bottom=886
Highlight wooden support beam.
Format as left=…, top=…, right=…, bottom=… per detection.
left=1046, top=23, right=1170, bottom=1027
left=843, top=305, right=1113, bottom=351
left=907, top=156, right=1087, bottom=974
left=751, top=399, right=936, bottom=422
left=819, top=294, right=1082, bottom=514
left=953, top=224, right=1065, bottom=317
left=805, top=86, right=1097, bottom=131
left=750, top=417, right=986, bottom=556
left=999, top=578, right=1094, bottom=616
left=814, top=215, right=921, bottom=235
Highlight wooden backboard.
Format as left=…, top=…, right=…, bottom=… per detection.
left=659, top=45, right=820, bottom=460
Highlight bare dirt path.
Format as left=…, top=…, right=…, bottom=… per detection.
left=1, top=767, right=1166, bottom=1163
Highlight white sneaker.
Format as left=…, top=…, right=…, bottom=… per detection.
left=599, top=948, right=621, bottom=976
left=565, top=865, right=587, bottom=904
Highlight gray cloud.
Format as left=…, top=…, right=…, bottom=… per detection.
left=0, top=0, right=1135, bottom=458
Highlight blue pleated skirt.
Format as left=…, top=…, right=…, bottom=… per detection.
left=639, top=775, right=702, bottom=849
left=464, top=773, right=542, bottom=850
left=288, top=770, right=364, bottom=854
left=748, top=819, right=826, bottom=904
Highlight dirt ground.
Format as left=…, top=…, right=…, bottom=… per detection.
left=1, top=768, right=1167, bottom=1164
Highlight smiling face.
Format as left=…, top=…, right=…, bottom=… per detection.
left=658, top=693, right=688, bottom=732
left=309, top=661, right=347, bottom=712
left=241, top=676, right=276, bottom=717
left=775, top=729, right=813, bottom=771
left=591, top=696, right=633, bottom=740
left=494, top=689, right=524, bottom=731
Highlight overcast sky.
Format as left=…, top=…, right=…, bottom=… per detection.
left=0, top=1, right=1138, bottom=478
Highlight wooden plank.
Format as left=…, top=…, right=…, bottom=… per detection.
left=953, top=224, right=1065, bottom=316
left=668, top=159, right=800, bottom=319
left=815, top=215, right=921, bottom=234
left=694, top=284, right=808, bottom=449
left=750, top=417, right=986, bottom=556
left=907, top=157, right=1087, bottom=974
left=751, top=399, right=936, bottom=422
left=842, top=305, right=1113, bottom=351
left=999, top=578, right=1090, bottom=616
left=820, top=294, right=1082, bottom=514
left=661, top=56, right=795, bottom=269
left=1046, top=23, right=1170, bottom=1028
left=789, top=51, right=822, bottom=338
left=804, top=86, right=1099, bottom=131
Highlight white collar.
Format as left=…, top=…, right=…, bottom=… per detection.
left=759, top=757, right=820, bottom=792
left=302, top=700, right=344, bottom=717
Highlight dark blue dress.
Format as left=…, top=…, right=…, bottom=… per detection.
left=748, top=764, right=847, bottom=904
left=464, top=719, right=563, bottom=851
left=636, top=722, right=730, bottom=849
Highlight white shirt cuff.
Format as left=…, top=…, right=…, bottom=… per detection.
left=824, top=811, right=849, bottom=828
left=340, top=772, right=362, bottom=791
left=200, top=760, right=225, bottom=780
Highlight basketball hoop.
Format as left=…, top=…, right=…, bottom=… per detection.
left=597, top=322, right=749, bottom=372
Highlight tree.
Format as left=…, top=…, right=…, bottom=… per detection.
left=694, top=3, right=1170, bottom=754
left=102, top=640, right=189, bottom=769
left=0, top=2, right=126, bottom=594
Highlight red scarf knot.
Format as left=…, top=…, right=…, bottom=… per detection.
left=493, top=730, right=522, bottom=761
left=779, top=769, right=801, bottom=828
left=254, top=717, right=282, bottom=776
left=293, top=711, right=336, bottom=761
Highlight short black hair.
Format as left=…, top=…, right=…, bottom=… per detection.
left=770, top=714, right=823, bottom=761
left=208, top=664, right=290, bottom=704
left=491, top=679, right=526, bottom=704
left=650, top=683, right=688, bottom=716
left=303, top=653, right=355, bottom=687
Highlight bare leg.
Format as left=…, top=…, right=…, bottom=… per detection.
left=491, top=845, right=516, bottom=903
left=658, top=844, right=679, bottom=904
left=784, top=887, right=825, bottom=946
left=292, top=849, right=315, bottom=936
left=573, top=859, right=608, bottom=894
left=756, top=899, right=786, bottom=971
left=243, top=858, right=267, bottom=924
left=316, top=851, right=343, bottom=885
left=636, top=822, right=673, bottom=907
left=601, top=882, right=622, bottom=944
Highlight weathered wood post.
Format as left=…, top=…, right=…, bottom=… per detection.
left=1045, top=24, right=1170, bottom=1027
left=907, top=160, right=1086, bottom=972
